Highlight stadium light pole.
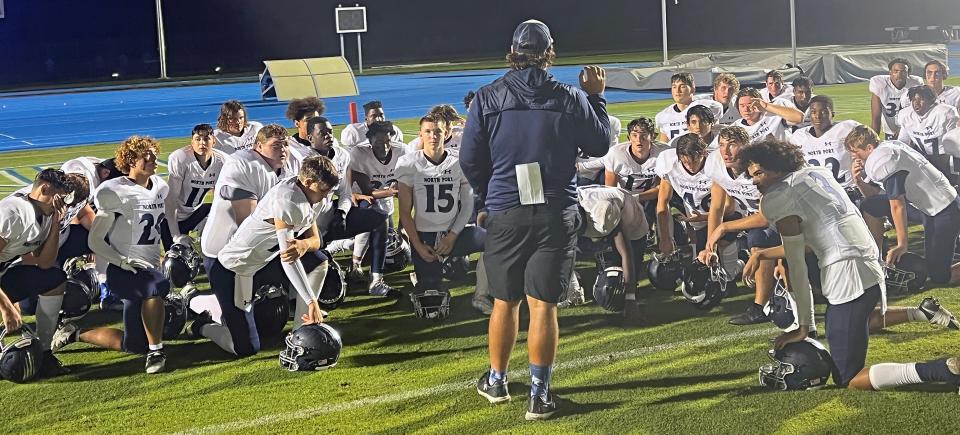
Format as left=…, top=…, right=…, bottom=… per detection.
left=155, top=0, right=168, bottom=79
left=661, top=0, right=669, bottom=65
left=790, top=0, right=797, bottom=68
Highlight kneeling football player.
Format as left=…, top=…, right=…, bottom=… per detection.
left=192, top=156, right=336, bottom=357
left=397, top=115, right=485, bottom=315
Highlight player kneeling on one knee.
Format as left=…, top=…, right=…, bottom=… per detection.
left=197, top=156, right=338, bottom=357
left=397, top=114, right=485, bottom=319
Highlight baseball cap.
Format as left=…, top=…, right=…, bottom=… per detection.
left=511, top=19, right=553, bottom=55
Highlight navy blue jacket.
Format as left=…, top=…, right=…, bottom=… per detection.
left=459, top=67, right=610, bottom=211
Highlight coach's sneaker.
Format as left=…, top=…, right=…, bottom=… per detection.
left=919, top=297, right=960, bottom=330
left=37, top=351, right=70, bottom=378
left=525, top=391, right=560, bottom=421
left=472, top=295, right=493, bottom=315
left=368, top=278, right=401, bottom=299
left=476, top=371, right=511, bottom=404
left=145, top=350, right=166, bottom=374
left=189, top=311, right=214, bottom=340
left=728, top=303, right=768, bottom=326
left=51, top=322, right=80, bottom=351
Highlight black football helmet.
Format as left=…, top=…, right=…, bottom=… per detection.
left=317, top=255, right=347, bottom=311
left=162, top=293, right=187, bottom=340
left=62, top=257, right=100, bottom=304
left=759, top=338, right=837, bottom=390
left=383, top=228, right=411, bottom=273
left=279, top=323, right=342, bottom=371
left=681, top=255, right=728, bottom=310
left=253, top=284, right=290, bottom=339
left=162, top=243, right=202, bottom=288
left=410, top=285, right=452, bottom=321
left=648, top=250, right=686, bottom=291
left=593, top=266, right=626, bottom=312
left=59, top=278, right=94, bottom=324
left=0, top=324, right=43, bottom=383
left=883, top=252, right=927, bottom=293
left=763, top=279, right=799, bottom=331
left=441, top=255, right=471, bottom=282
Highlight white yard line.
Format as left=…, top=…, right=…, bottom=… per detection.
left=179, top=327, right=775, bottom=435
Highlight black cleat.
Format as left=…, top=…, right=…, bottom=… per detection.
left=476, top=371, right=511, bottom=404
left=918, top=297, right=960, bottom=330
left=37, top=351, right=70, bottom=378
left=728, top=303, right=769, bottom=326
left=525, top=391, right=560, bottom=421
left=189, top=311, right=214, bottom=340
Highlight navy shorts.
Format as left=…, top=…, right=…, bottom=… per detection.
left=858, top=193, right=925, bottom=224
left=57, top=224, right=92, bottom=265
left=484, top=203, right=580, bottom=303
left=824, top=284, right=881, bottom=386
left=1, top=262, right=67, bottom=302
left=105, top=265, right=170, bottom=301
left=411, top=226, right=486, bottom=289
left=923, top=200, right=960, bottom=285
left=746, top=226, right=781, bottom=249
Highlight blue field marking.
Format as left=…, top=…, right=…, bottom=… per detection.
left=1, top=169, right=32, bottom=185
left=0, top=63, right=667, bottom=152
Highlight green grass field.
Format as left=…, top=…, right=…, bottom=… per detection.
left=2, top=78, right=960, bottom=434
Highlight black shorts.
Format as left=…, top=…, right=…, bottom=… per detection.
left=0, top=262, right=67, bottom=302
left=483, top=203, right=580, bottom=304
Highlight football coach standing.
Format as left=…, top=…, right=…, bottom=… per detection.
left=460, top=19, right=610, bottom=420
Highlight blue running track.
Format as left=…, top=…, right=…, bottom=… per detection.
left=0, top=63, right=665, bottom=152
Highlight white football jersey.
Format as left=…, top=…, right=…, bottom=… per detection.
left=655, top=100, right=724, bottom=141
left=349, top=142, right=406, bottom=215
left=218, top=176, right=331, bottom=276
left=288, top=140, right=353, bottom=215
left=869, top=74, right=924, bottom=135
left=0, top=193, right=54, bottom=266
left=901, top=86, right=960, bottom=114
left=201, top=149, right=292, bottom=258
left=759, top=84, right=793, bottom=102
left=737, top=113, right=788, bottom=143
left=941, top=127, right=960, bottom=158
left=791, top=120, right=860, bottom=188
left=896, top=104, right=960, bottom=157
left=55, top=156, right=102, bottom=246
left=405, top=126, right=464, bottom=154
left=695, top=94, right=740, bottom=124
left=608, top=115, right=622, bottom=145
left=93, top=176, right=169, bottom=267
left=166, top=147, right=228, bottom=218
left=864, top=141, right=958, bottom=216
left=340, top=122, right=405, bottom=148
left=654, top=149, right=713, bottom=230
left=395, top=151, right=472, bottom=232
left=577, top=185, right=648, bottom=241
left=761, top=166, right=878, bottom=268
left=773, top=95, right=813, bottom=132
left=601, top=142, right=669, bottom=196
left=667, top=125, right=721, bottom=151
left=213, top=121, right=264, bottom=155
left=703, top=150, right=761, bottom=214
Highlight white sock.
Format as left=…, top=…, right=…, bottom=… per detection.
left=869, top=363, right=922, bottom=390
left=719, top=243, right=742, bottom=281
left=36, top=294, right=64, bottom=351
left=148, top=343, right=163, bottom=351
left=201, top=323, right=237, bottom=355
left=370, top=272, right=383, bottom=283
left=353, top=232, right=370, bottom=262
left=906, top=308, right=927, bottom=322
left=293, top=298, right=309, bottom=330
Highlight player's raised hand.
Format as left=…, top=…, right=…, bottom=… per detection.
left=579, top=66, right=606, bottom=95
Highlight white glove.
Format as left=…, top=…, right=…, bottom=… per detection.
left=120, top=257, right=155, bottom=272
left=173, top=234, right=194, bottom=247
